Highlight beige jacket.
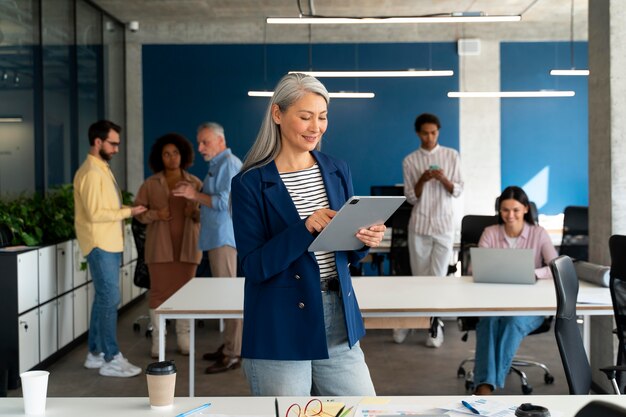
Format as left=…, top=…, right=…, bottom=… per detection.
left=134, top=171, right=202, bottom=264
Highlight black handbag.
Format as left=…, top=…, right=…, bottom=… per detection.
left=131, top=218, right=150, bottom=289
left=133, top=257, right=150, bottom=289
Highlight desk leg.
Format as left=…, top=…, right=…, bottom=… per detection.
left=583, top=315, right=591, bottom=362
left=190, top=319, right=195, bottom=398
left=158, top=315, right=165, bottom=361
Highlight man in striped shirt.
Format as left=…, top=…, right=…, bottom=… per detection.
left=394, top=113, right=464, bottom=347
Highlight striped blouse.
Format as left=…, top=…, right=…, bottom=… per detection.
left=280, top=164, right=338, bottom=279
left=402, top=144, right=463, bottom=235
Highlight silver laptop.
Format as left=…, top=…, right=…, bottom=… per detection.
left=470, top=248, right=537, bottom=284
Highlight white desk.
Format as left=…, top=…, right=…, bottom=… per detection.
left=1, top=395, right=625, bottom=417
left=156, top=276, right=612, bottom=397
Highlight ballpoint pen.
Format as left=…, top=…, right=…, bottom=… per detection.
left=461, top=400, right=480, bottom=415
left=333, top=405, right=346, bottom=417
left=175, top=402, right=212, bottom=417
left=275, top=398, right=280, bottom=417
left=339, top=406, right=354, bottom=417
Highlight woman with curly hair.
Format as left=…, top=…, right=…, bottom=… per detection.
left=134, top=133, right=203, bottom=358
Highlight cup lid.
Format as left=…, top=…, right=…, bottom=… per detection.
left=146, top=360, right=177, bottom=375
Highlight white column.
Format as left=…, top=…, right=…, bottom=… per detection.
left=588, top=0, right=626, bottom=393
left=458, top=39, right=501, bottom=216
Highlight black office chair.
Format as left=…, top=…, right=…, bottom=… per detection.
left=456, top=213, right=555, bottom=394
left=609, top=234, right=626, bottom=392
left=550, top=255, right=623, bottom=394
left=575, top=400, right=626, bottom=417
left=560, top=206, right=589, bottom=261
left=389, top=203, right=413, bottom=276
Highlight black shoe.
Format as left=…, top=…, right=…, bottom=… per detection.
left=205, top=356, right=241, bottom=374
left=202, top=344, right=225, bottom=361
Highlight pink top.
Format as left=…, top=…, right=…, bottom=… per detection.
left=479, top=223, right=558, bottom=279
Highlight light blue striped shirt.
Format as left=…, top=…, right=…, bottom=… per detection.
left=199, top=148, right=242, bottom=251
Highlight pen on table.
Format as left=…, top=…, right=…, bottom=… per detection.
left=338, top=406, right=353, bottom=417
left=461, top=400, right=480, bottom=415
left=275, top=397, right=280, bottom=417
left=175, top=402, right=211, bottom=417
left=333, top=405, right=346, bottom=417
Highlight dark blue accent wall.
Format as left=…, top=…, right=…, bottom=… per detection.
left=142, top=43, right=459, bottom=195
left=143, top=42, right=589, bottom=215
left=501, top=42, right=588, bottom=214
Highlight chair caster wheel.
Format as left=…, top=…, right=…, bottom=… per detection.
left=465, top=381, right=474, bottom=391
left=145, top=329, right=152, bottom=338
left=522, top=384, right=533, bottom=395
left=133, top=323, right=140, bottom=332
left=544, top=373, right=554, bottom=384
left=457, top=367, right=466, bottom=378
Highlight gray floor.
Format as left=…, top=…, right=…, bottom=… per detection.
left=10, top=294, right=569, bottom=398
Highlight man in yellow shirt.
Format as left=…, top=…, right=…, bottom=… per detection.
left=74, top=120, right=147, bottom=378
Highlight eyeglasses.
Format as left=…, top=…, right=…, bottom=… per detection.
left=104, top=140, right=120, bottom=148
left=286, top=399, right=323, bottom=417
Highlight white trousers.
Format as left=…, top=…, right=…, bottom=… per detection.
left=408, top=230, right=454, bottom=276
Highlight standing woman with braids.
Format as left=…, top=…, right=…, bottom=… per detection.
left=231, top=73, right=386, bottom=396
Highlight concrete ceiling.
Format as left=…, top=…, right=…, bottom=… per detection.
left=90, top=0, right=589, bottom=44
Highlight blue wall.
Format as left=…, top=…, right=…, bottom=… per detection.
left=500, top=42, right=588, bottom=214
left=142, top=43, right=459, bottom=195
left=142, top=42, right=589, bottom=215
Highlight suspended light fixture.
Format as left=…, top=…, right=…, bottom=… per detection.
left=248, top=91, right=374, bottom=99
left=267, top=14, right=521, bottom=25
left=550, top=0, right=589, bottom=76
left=448, top=91, right=575, bottom=98
left=549, top=69, right=589, bottom=76
left=288, top=69, right=453, bottom=77
left=0, top=116, right=23, bottom=123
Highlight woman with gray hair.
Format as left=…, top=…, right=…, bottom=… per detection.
left=231, top=73, right=385, bottom=396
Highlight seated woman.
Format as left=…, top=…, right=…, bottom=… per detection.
left=473, top=186, right=558, bottom=395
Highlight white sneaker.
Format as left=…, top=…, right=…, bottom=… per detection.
left=425, top=319, right=444, bottom=348
left=99, top=353, right=142, bottom=377
left=392, top=328, right=410, bottom=344
left=84, top=352, right=105, bottom=369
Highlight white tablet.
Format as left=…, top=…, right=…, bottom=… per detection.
left=308, top=196, right=406, bottom=252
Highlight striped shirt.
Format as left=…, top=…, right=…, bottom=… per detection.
left=403, top=144, right=463, bottom=235
left=280, top=164, right=338, bottom=279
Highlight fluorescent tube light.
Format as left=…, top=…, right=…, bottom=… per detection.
left=447, top=91, right=575, bottom=98
left=288, top=70, right=454, bottom=77
left=549, top=69, right=589, bottom=76
left=248, top=91, right=375, bottom=99
left=0, top=116, right=23, bottom=123
left=267, top=15, right=521, bottom=24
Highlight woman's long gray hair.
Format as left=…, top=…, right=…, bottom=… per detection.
left=241, top=73, right=330, bottom=173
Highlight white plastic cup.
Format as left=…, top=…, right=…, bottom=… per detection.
left=20, top=371, right=49, bottom=415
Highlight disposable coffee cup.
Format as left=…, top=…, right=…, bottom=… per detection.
left=146, top=360, right=176, bottom=409
left=20, top=370, right=49, bottom=415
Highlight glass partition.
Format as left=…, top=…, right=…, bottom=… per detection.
left=41, top=0, right=73, bottom=188
left=0, top=0, right=39, bottom=196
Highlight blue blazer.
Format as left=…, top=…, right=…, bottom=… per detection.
left=231, top=151, right=368, bottom=360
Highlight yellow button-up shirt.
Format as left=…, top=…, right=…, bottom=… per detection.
left=73, top=154, right=132, bottom=256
